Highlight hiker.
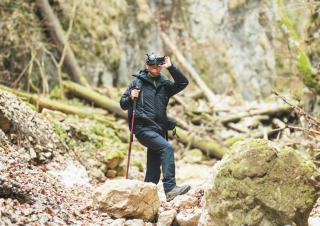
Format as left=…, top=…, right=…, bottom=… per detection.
left=120, top=53, right=190, bottom=201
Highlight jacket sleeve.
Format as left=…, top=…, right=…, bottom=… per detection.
left=120, top=80, right=135, bottom=110
left=167, top=64, right=189, bottom=97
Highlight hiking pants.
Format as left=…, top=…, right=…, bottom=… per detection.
left=135, top=129, right=176, bottom=193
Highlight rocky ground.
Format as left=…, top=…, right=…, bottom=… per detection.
left=1, top=89, right=320, bottom=225
left=0, top=89, right=208, bottom=225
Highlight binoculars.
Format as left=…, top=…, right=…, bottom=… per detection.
left=145, top=53, right=165, bottom=65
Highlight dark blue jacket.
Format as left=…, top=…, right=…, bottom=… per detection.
left=120, top=65, right=189, bottom=133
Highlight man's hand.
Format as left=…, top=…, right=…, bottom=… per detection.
left=130, top=89, right=140, bottom=100
left=161, top=56, right=172, bottom=69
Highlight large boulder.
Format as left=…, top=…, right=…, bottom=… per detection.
left=199, top=139, right=320, bottom=226
left=93, top=179, right=160, bottom=221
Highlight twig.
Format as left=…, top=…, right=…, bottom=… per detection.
left=273, top=90, right=320, bottom=129
left=11, top=52, right=33, bottom=88
left=56, top=1, right=80, bottom=98
left=287, top=125, right=320, bottom=136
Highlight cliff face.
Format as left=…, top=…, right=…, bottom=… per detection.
left=179, top=0, right=276, bottom=100
left=0, top=0, right=317, bottom=100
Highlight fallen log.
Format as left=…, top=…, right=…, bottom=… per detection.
left=169, top=128, right=225, bottom=158
left=0, top=85, right=105, bottom=118
left=221, top=105, right=293, bottom=124
left=160, top=32, right=216, bottom=106
left=36, top=0, right=88, bottom=86
left=62, top=81, right=127, bottom=118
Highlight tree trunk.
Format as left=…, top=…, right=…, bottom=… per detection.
left=35, top=0, right=88, bottom=86
left=62, top=81, right=127, bottom=118
left=0, top=85, right=104, bottom=118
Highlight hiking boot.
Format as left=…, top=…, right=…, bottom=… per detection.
left=165, top=185, right=191, bottom=202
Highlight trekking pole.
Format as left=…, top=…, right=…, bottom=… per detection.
left=125, top=98, right=138, bottom=179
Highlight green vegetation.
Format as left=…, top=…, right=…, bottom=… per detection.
left=53, top=122, right=76, bottom=148
left=277, top=0, right=319, bottom=94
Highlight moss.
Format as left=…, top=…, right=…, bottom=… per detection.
left=56, top=0, right=128, bottom=79
left=224, top=135, right=247, bottom=146
left=90, top=124, right=106, bottom=137
left=303, top=73, right=320, bottom=93
left=104, top=148, right=126, bottom=169
left=0, top=0, right=50, bottom=86
left=49, top=85, right=62, bottom=99
left=132, top=159, right=144, bottom=172
left=104, top=149, right=126, bottom=162
left=205, top=139, right=319, bottom=225
left=297, top=51, right=313, bottom=76
left=228, top=0, right=248, bottom=11
left=52, top=122, right=76, bottom=148
left=277, top=0, right=319, bottom=94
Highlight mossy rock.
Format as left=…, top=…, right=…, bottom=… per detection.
left=106, top=169, right=117, bottom=178
left=104, top=149, right=126, bottom=169
left=200, top=139, right=320, bottom=226
left=183, top=149, right=205, bottom=164
left=89, top=167, right=106, bottom=182
left=52, top=122, right=76, bottom=148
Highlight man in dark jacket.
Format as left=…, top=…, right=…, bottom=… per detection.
left=120, top=53, right=190, bottom=201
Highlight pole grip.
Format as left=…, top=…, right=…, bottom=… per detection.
left=133, top=100, right=137, bottom=112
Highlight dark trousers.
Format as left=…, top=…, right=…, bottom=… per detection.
left=135, top=129, right=176, bottom=193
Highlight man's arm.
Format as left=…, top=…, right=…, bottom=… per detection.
left=120, top=80, right=136, bottom=110
left=167, top=64, right=189, bottom=97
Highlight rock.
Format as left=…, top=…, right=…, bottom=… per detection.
left=42, top=109, right=67, bottom=122
left=124, top=219, right=144, bottom=226
left=309, top=217, right=320, bottom=226
left=127, top=166, right=145, bottom=181
left=185, top=0, right=276, bottom=100
left=110, top=218, right=126, bottom=226
left=182, top=149, right=205, bottom=164
left=47, top=161, right=90, bottom=188
left=175, top=208, right=202, bottom=226
left=199, top=139, right=320, bottom=226
left=104, top=149, right=126, bottom=169
left=170, top=194, right=198, bottom=209
left=93, top=179, right=160, bottom=221
left=106, top=169, right=117, bottom=178
left=176, top=162, right=212, bottom=188
left=89, top=167, right=106, bottom=182
left=157, top=209, right=177, bottom=226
